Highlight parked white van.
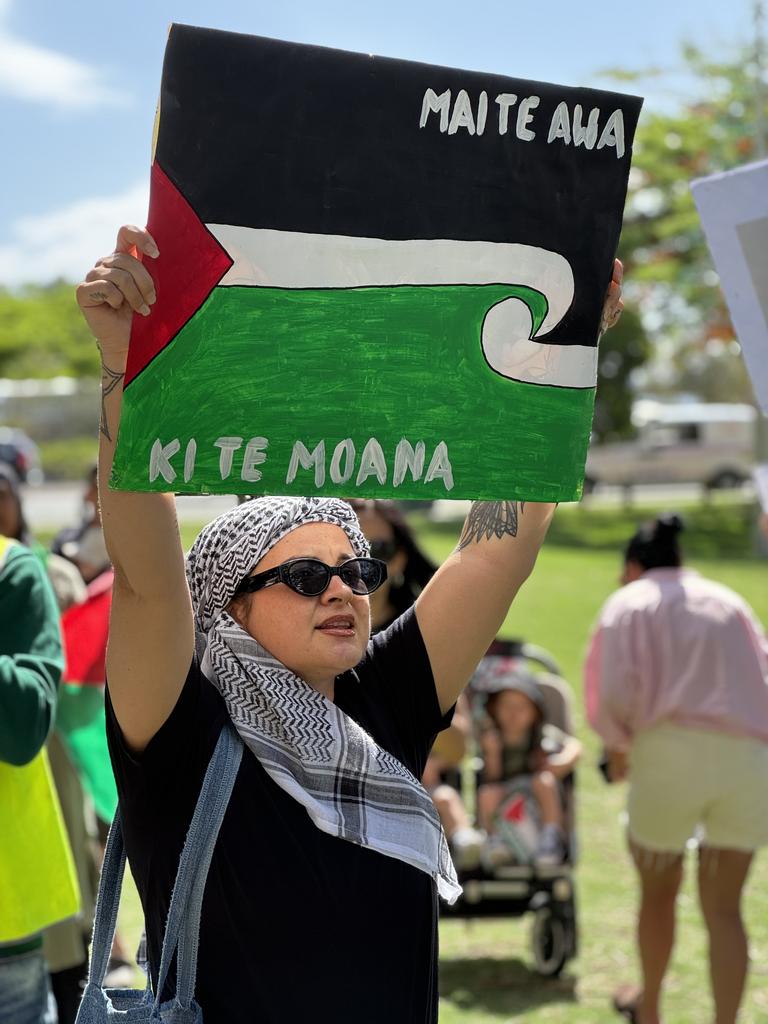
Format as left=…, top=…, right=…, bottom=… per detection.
left=584, top=401, right=757, bottom=493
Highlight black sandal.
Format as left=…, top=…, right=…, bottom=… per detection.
left=612, top=984, right=641, bottom=1022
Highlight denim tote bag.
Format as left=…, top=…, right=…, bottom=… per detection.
left=76, top=723, right=243, bottom=1023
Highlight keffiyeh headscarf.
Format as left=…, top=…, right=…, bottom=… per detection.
left=186, top=496, right=460, bottom=903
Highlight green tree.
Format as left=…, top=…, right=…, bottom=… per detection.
left=607, top=42, right=766, bottom=402
left=0, top=281, right=99, bottom=379
left=594, top=307, right=651, bottom=440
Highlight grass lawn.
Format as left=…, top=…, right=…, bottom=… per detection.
left=112, top=502, right=768, bottom=1022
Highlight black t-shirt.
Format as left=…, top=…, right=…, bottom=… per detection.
left=106, top=607, right=452, bottom=1024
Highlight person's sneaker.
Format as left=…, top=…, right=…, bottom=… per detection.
left=450, top=827, right=484, bottom=871
left=535, top=824, right=565, bottom=869
left=481, top=833, right=514, bottom=871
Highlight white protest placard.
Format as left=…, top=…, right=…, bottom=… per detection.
left=692, top=160, right=768, bottom=414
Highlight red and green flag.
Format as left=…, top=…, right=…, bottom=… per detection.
left=58, top=570, right=117, bottom=823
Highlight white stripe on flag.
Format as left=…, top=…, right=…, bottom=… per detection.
left=207, top=226, right=597, bottom=388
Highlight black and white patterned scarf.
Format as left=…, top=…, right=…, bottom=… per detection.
left=186, top=496, right=460, bottom=903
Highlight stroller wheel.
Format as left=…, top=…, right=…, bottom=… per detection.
left=531, top=906, right=569, bottom=977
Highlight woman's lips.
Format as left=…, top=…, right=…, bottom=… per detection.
left=316, top=616, right=355, bottom=637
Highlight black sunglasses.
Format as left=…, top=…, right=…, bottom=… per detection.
left=236, top=557, right=388, bottom=598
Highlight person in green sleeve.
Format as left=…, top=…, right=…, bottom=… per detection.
left=0, top=535, right=80, bottom=1024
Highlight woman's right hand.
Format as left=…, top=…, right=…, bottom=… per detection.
left=75, top=225, right=159, bottom=361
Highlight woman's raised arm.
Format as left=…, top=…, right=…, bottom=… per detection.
left=76, top=225, right=194, bottom=752
left=415, top=500, right=556, bottom=715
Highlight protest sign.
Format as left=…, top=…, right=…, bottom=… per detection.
left=692, top=159, right=768, bottom=415
left=112, top=24, right=642, bottom=500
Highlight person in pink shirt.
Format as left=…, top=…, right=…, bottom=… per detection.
left=584, top=513, right=768, bottom=1024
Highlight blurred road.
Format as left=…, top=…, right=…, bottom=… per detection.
left=22, top=483, right=239, bottom=533
left=23, top=481, right=754, bottom=535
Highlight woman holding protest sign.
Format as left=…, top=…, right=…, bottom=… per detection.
left=75, top=225, right=622, bottom=1023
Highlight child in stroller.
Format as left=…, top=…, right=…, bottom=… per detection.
left=475, top=659, right=582, bottom=870
left=440, top=641, right=583, bottom=976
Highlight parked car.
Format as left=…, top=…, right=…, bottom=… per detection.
left=0, top=427, right=43, bottom=484
left=584, top=402, right=757, bottom=494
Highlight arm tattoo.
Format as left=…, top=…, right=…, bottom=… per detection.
left=99, top=363, right=124, bottom=442
left=457, top=501, right=525, bottom=550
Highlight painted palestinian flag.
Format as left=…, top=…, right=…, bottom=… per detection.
left=112, top=24, right=642, bottom=501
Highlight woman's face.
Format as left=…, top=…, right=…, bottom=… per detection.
left=0, top=480, right=21, bottom=540
left=235, top=522, right=371, bottom=689
left=491, top=690, right=539, bottom=740
left=354, top=507, right=407, bottom=630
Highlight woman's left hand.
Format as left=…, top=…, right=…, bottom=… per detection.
left=601, top=258, right=624, bottom=333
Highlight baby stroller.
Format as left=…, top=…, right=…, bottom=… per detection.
left=441, top=639, right=579, bottom=978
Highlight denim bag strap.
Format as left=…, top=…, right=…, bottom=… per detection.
left=82, top=722, right=242, bottom=1016
left=85, top=806, right=129, bottom=991
left=155, top=722, right=242, bottom=1009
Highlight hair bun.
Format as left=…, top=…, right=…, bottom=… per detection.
left=654, top=513, right=684, bottom=539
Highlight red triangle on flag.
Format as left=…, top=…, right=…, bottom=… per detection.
left=125, top=162, right=234, bottom=386
left=503, top=795, right=527, bottom=824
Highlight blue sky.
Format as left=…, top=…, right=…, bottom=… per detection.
left=0, top=0, right=756, bottom=287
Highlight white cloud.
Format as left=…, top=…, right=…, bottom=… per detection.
left=0, top=2, right=131, bottom=109
left=0, top=180, right=150, bottom=287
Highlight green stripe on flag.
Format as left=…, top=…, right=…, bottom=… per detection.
left=113, top=284, right=595, bottom=501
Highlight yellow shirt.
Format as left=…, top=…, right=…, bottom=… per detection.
left=0, top=536, right=80, bottom=942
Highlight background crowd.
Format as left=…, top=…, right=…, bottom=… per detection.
left=2, top=477, right=766, bottom=1023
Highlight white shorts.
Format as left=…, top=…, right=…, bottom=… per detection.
left=628, top=723, right=768, bottom=854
